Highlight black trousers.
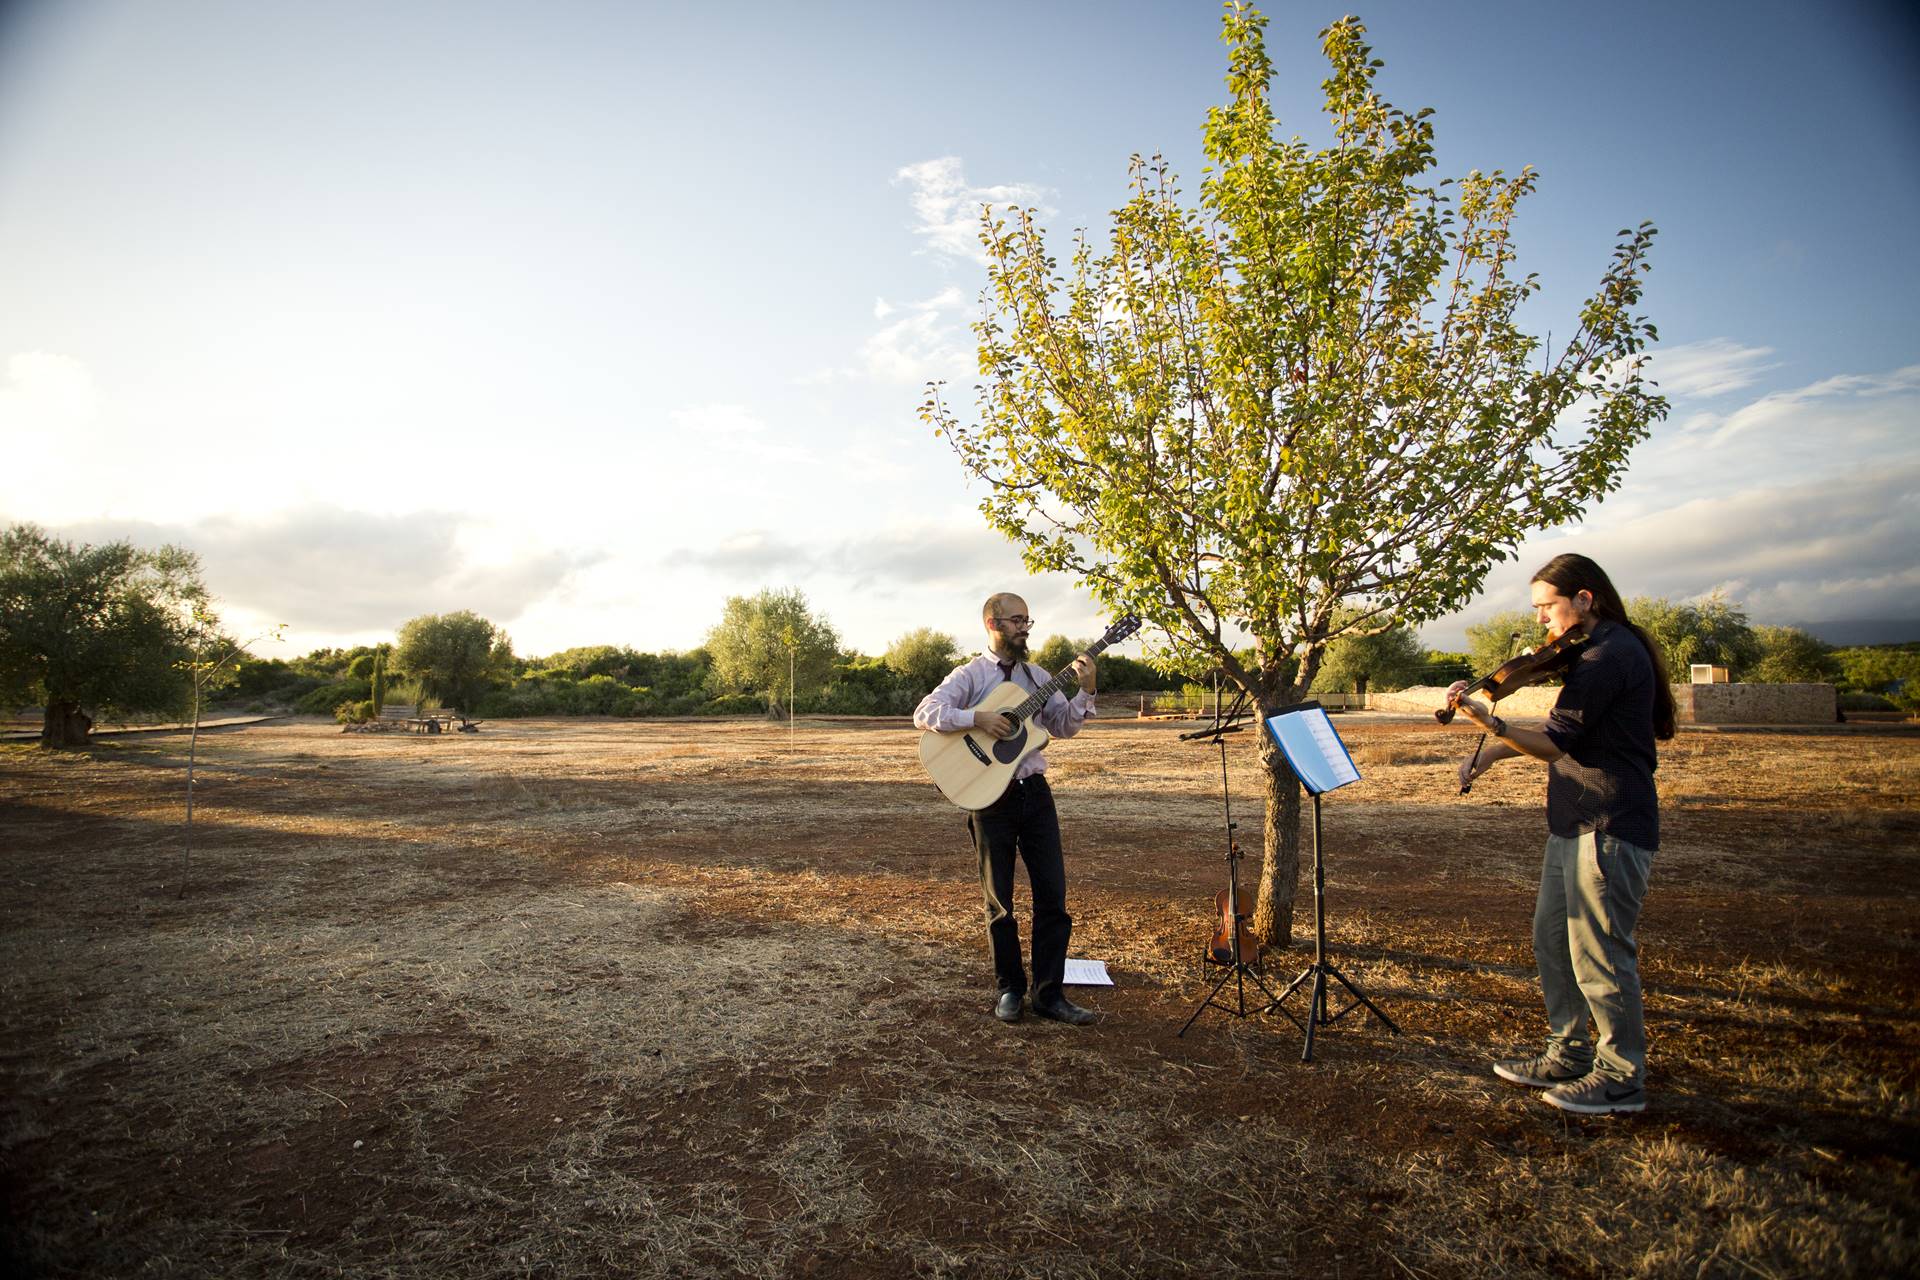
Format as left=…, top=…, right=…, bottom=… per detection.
left=967, top=773, right=1072, bottom=1004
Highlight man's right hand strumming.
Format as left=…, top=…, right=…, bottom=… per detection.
left=976, top=711, right=1015, bottom=739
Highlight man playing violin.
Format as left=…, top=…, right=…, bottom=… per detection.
left=914, top=593, right=1100, bottom=1027
left=1446, top=553, right=1676, bottom=1114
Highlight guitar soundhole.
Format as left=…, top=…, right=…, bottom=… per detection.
left=992, top=724, right=1027, bottom=764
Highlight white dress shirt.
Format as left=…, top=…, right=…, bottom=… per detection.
left=913, top=654, right=1097, bottom=781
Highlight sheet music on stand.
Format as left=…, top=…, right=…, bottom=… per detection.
left=1263, top=701, right=1361, bottom=795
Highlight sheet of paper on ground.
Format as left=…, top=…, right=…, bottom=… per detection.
left=1064, top=958, right=1112, bottom=986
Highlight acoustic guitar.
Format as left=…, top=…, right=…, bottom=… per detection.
left=919, top=615, right=1141, bottom=810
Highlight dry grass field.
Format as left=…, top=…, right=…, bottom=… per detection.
left=2, top=714, right=1916, bottom=1278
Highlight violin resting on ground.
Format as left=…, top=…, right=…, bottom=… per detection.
left=1434, top=629, right=1590, bottom=725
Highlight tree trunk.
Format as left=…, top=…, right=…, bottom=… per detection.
left=1249, top=726, right=1302, bottom=948
left=40, top=700, right=92, bottom=749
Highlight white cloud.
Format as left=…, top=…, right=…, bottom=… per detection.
left=802, top=288, right=974, bottom=387
left=656, top=518, right=1113, bottom=653
left=1428, top=361, right=1920, bottom=642
left=0, top=351, right=101, bottom=424
left=663, top=529, right=813, bottom=576
left=0, top=353, right=107, bottom=502
left=1654, top=362, right=1920, bottom=453
left=36, top=508, right=601, bottom=644
left=892, top=156, right=1052, bottom=264
left=857, top=289, right=972, bottom=385
left=803, top=159, right=1047, bottom=389
left=1644, top=338, right=1776, bottom=399
left=667, top=403, right=765, bottom=438
left=660, top=402, right=811, bottom=472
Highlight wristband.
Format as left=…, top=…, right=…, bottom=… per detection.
left=1490, top=715, right=1508, bottom=738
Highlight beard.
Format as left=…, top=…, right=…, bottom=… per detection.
left=993, top=633, right=1030, bottom=662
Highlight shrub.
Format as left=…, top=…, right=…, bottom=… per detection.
left=296, top=678, right=370, bottom=714
left=806, top=681, right=890, bottom=715
left=334, top=699, right=375, bottom=724
left=702, top=693, right=764, bottom=716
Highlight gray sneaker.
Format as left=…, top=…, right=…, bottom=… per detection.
left=1492, top=1054, right=1588, bottom=1089
left=1543, top=1071, right=1646, bottom=1115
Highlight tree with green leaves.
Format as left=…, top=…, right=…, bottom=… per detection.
left=883, top=627, right=965, bottom=698
left=705, top=588, right=840, bottom=717
left=393, top=611, right=513, bottom=715
left=370, top=644, right=389, bottom=715
left=1466, top=610, right=1549, bottom=679
left=1750, top=625, right=1837, bottom=684
left=1835, top=645, right=1920, bottom=710
left=1312, top=621, right=1428, bottom=694
left=1030, top=635, right=1088, bottom=677
left=0, top=524, right=213, bottom=747
left=1629, top=592, right=1758, bottom=677
left=923, top=6, right=1665, bottom=943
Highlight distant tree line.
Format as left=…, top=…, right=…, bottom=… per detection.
left=1461, top=590, right=1917, bottom=711
left=7, top=522, right=1917, bottom=746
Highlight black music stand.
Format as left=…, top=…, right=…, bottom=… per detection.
left=1262, top=701, right=1400, bottom=1061
left=1176, top=698, right=1284, bottom=1036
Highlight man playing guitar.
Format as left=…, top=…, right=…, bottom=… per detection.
left=914, top=593, right=1099, bottom=1026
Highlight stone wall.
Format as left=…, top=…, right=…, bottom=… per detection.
left=1372, top=686, right=1563, bottom=718
left=1673, top=682, right=1836, bottom=725
left=1375, top=684, right=1837, bottom=725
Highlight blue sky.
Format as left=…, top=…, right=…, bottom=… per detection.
left=1, top=0, right=1915, bottom=661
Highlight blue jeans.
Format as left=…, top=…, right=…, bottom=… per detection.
left=1535, top=830, right=1654, bottom=1085
left=966, top=774, right=1071, bottom=1005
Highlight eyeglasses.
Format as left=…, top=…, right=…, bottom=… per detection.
left=992, top=615, right=1033, bottom=627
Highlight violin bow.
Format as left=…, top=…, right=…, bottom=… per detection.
left=1459, top=631, right=1522, bottom=796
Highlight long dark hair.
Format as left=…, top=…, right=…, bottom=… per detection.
left=1532, top=553, right=1677, bottom=740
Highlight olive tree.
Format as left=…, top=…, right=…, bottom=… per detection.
left=0, top=524, right=210, bottom=747
left=1629, top=592, right=1759, bottom=677
left=883, top=627, right=965, bottom=698
left=705, top=588, right=839, bottom=716
left=1312, top=622, right=1427, bottom=694
left=1466, top=610, right=1548, bottom=678
left=393, top=611, right=513, bottom=715
left=1750, top=625, right=1837, bottom=684
left=924, top=7, right=1665, bottom=942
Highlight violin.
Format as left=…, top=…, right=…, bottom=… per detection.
left=1434, top=629, right=1589, bottom=726
left=1208, top=842, right=1264, bottom=966
left=1439, top=628, right=1590, bottom=796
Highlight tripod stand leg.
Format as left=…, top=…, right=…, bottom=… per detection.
left=1302, top=969, right=1326, bottom=1062
left=1325, top=963, right=1401, bottom=1034
left=1178, top=964, right=1244, bottom=1037
left=1263, top=962, right=1312, bottom=1032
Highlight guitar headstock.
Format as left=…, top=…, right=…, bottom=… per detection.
left=1100, top=615, right=1142, bottom=647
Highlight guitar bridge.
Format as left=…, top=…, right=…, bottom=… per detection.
left=965, top=736, right=991, bottom=765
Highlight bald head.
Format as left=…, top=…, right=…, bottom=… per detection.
left=982, top=593, right=1026, bottom=625
left=982, top=593, right=1032, bottom=660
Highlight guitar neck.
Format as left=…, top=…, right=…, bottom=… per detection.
left=1010, top=635, right=1117, bottom=720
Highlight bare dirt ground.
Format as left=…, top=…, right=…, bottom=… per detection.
left=2, top=714, right=1916, bottom=1278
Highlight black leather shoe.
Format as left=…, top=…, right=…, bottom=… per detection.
left=994, top=991, right=1024, bottom=1022
left=1033, top=995, right=1096, bottom=1026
